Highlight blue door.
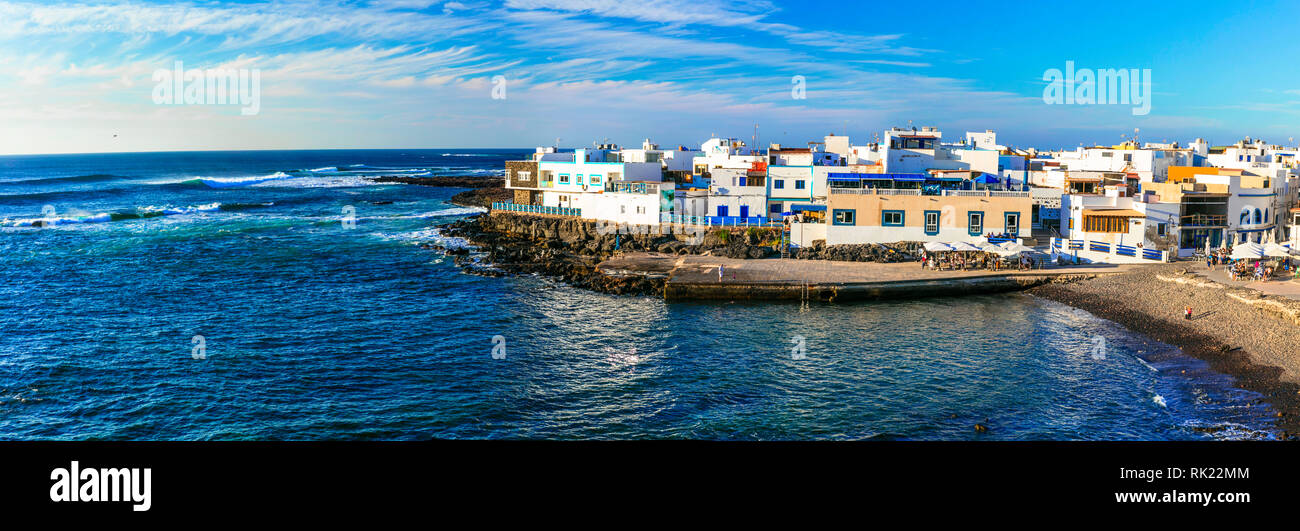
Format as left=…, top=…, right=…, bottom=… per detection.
left=739, top=205, right=749, bottom=219
left=718, top=205, right=729, bottom=217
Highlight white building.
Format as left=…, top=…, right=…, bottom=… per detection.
left=1050, top=142, right=1194, bottom=183
left=707, top=167, right=768, bottom=220
left=585, top=180, right=676, bottom=226
left=879, top=126, right=1001, bottom=175
left=536, top=145, right=663, bottom=212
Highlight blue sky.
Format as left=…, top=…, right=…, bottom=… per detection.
left=3, top=0, right=1299, bottom=155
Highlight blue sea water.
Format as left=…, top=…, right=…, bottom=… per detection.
left=0, top=149, right=1278, bottom=440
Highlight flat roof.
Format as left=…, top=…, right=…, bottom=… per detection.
left=1082, top=208, right=1143, bottom=217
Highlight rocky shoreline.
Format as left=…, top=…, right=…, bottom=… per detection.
left=437, top=212, right=930, bottom=296
left=1030, top=265, right=1300, bottom=439
left=370, top=174, right=512, bottom=208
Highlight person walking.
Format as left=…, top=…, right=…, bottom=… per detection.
left=718, top=265, right=724, bottom=282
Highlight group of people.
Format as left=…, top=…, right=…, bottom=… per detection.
left=1206, top=249, right=1296, bottom=282
left=920, top=252, right=1035, bottom=271
left=1225, top=260, right=1274, bottom=282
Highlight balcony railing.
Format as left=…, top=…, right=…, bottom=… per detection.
left=492, top=202, right=581, bottom=217
left=829, top=188, right=921, bottom=196
left=660, top=213, right=782, bottom=227
left=1181, top=214, right=1226, bottom=227
left=942, top=190, right=1031, bottom=198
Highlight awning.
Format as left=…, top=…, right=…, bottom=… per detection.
left=1082, top=209, right=1143, bottom=217
left=790, top=204, right=826, bottom=212
left=884, top=173, right=927, bottom=182
left=1066, top=176, right=1102, bottom=182
left=974, top=173, right=1000, bottom=184
left=827, top=174, right=862, bottom=182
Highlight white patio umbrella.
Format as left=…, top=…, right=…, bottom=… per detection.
left=923, top=241, right=954, bottom=252
left=948, top=241, right=980, bottom=252
left=1263, top=242, right=1292, bottom=258
left=1230, top=243, right=1266, bottom=260
left=999, top=241, right=1035, bottom=254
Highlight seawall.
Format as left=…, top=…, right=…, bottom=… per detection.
left=665, top=273, right=1103, bottom=302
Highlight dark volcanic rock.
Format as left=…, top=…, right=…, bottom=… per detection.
left=371, top=175, right=503, bottom=188
left=792, top=241, right=921, bottom=262
left=367, top=174, right=512, bottom=208
left=449, top=187, right=513, bottom=208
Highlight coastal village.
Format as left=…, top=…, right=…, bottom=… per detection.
left=494, top=127, right=1300, bottom=267
left=450, top=128, right=1300, bottom=436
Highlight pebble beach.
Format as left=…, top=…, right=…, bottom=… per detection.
left=1031, top=264, right=1300, bottom=437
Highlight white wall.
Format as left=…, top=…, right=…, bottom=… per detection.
left=790, top=222, right=827, bottom=247
left=586, top=192, right=662, bottom=225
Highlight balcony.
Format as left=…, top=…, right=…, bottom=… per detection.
left=1181, top=214, right=1226, bottom=227
left=942, top=190, right=1031, bottom=198
left=829, top=188, right=921, bottom=196
left=491, top=202, right=581, bottom=217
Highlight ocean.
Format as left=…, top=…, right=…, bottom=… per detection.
left=0, top=149, right=1279, bottom=440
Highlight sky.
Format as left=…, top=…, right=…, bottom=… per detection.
left=3, top=0, right=1300, bottom=155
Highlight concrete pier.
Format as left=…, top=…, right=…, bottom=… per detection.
left=597, top=252, right=1136, bottom=302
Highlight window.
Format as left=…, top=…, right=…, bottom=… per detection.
left=620, top=205, right=626, bottom=214
left=590, top=175, right=602, bottom=185
left=924, top=210, right=940, bottom=235
left=770, top=203, right=782, bottom=214
left=636, top=206, right=645, bottom=214
left=774, top=180, right=785, bottom=189
left=1123, top=153, right=1132, bottom=162
left=1005, top=212, right=1020, bottom=235
left=832, top=209, right=855, bottom=225
left=1254, top=208, right=1263, bottom=224
left=1083, top=215, right=1129, bottom=233
left=1157, top=223, right=1167, bottom=237
left=795, top=180, right=806, bottom=189
left=516, top=171, right=531, bottom=182
left=575, top=174, right=584, bottom=185
left=717, top=205, right=729, bottom=217
left=607, top=172, right=621, bottom=182
left=882, top=210, right=904, bottom=227
left=559, top=174, right=570, bottom=184
left=968, top=212, right=984, bottom=235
